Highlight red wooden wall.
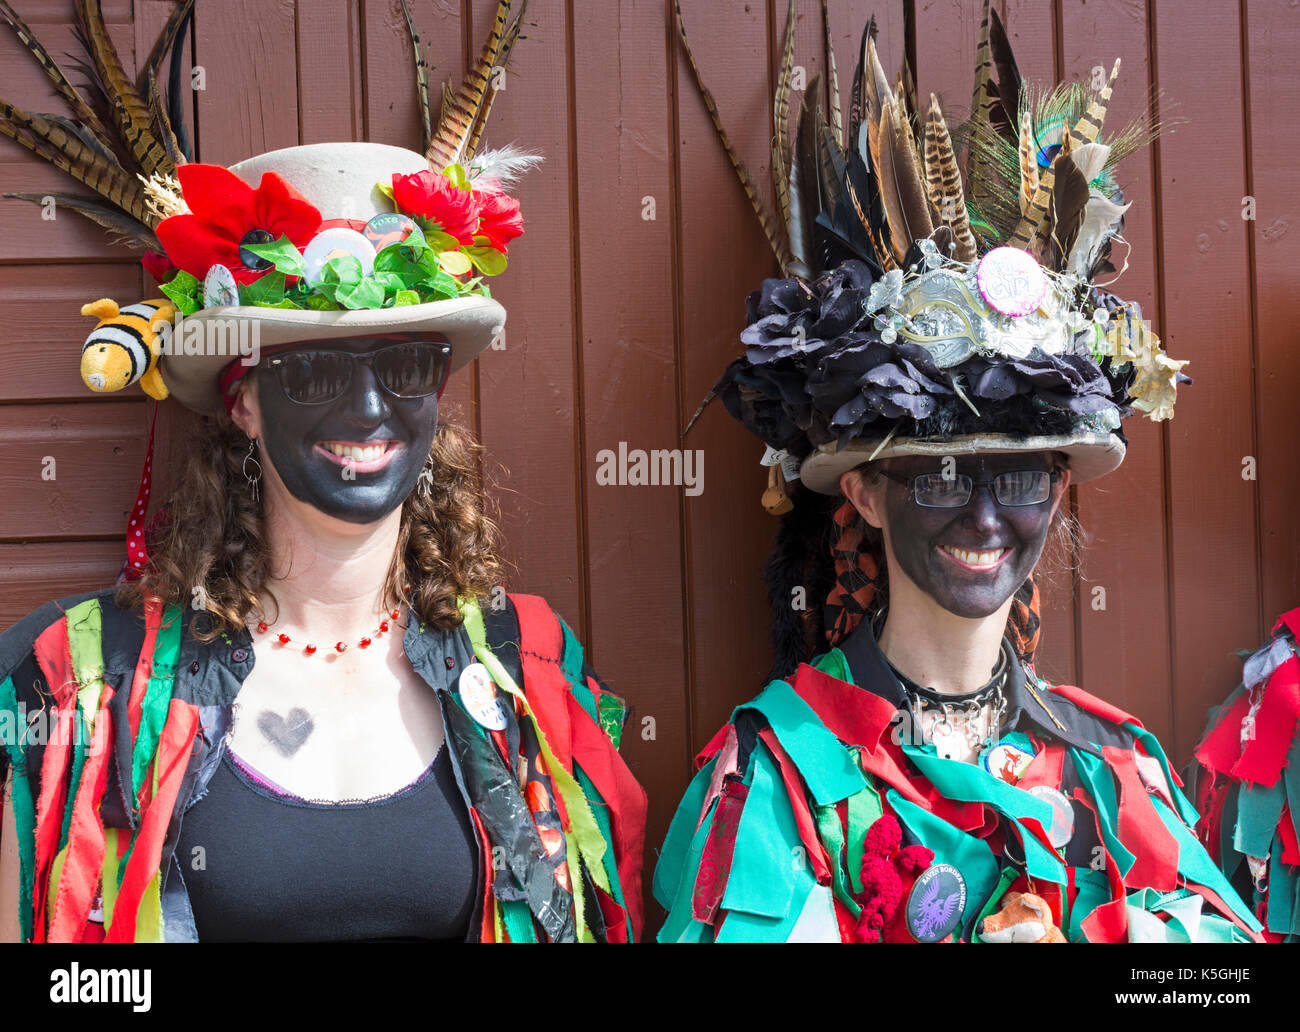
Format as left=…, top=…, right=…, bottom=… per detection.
left=1, top=0, right=1297, bottom=931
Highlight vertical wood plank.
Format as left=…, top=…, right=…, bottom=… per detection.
left=297, top=0, right=365, bottom=143
left=572, top=0, right=687, bottom=921
left=675, top=0, right=775, bottom=762
left=468, top=0, right=583, bottom=624
left=1153, top=0, right=1259, bottom=763
left=1247, top=0, right=1300, bottom=631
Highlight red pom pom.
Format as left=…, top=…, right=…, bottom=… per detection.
left=862, top=813, right=903, bottom=859
left=897, top=845, right=934, bottom=873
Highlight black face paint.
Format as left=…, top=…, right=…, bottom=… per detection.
left=877, top=452, right=1063, bottom=619
left=253, top=336, right=438, bottom=524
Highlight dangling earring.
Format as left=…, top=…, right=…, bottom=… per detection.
left=243, top=437, right=262, bottom=501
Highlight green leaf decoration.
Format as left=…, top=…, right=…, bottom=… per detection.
left=305, top=294, right=342, bottom=311
left=443, top=162, right=471, bottom=191
left=465, top=245, right=507, bottom=277
left=393, top=289, right=420, bottom=306
left=159, top=269, right=202, bottom=316
left=242, top=234, right=306, bottom=278
left=438, top=250, right=473, bottom=276
left=376, top=179, right=396, bottom=204
left=239, top=271, right=287, bottom=306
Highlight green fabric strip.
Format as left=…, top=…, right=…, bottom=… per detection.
left=132, top=604, right=183, bottom=807
left=0, top=675, right=36, bottom=942
left=901, top=743, right=1065, bottom=884
left=501, top=898, right=537, bottom=943
left=1149, top=791, right=1260, bottom=931
left=1070, top=867, right=1110, bottom=942
left=652, top=756, right=714, bottom=912
left=1124, top=887, right=1252, bottom=943
left=1267, top=833, right=1299, bottom=936
left=65, top=599, right=105, bottom=733
left=887, top=790, right=999, bottom=936
left=815, top=802, right=861, bottom=918
left=720, top=743, right=800, bottom=919
left=745, top=681, right=866, bottom=806
left=557, top=618, right=597, bottom=721
left=655, top=787, right=717, bottom=943
left=970, top=866, right=1019, bottom=943
left=811, top=648, right=854, bottom=685
left=1070, top=747, right=1137, bottom=878
left=575, top=764, right=631, bottom=940
left=1234, top=778, right=1285, bottom=859
left=845, top=774, right=883, bottom=896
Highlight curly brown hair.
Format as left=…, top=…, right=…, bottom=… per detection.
left=116, top=404, right=507, bottom=642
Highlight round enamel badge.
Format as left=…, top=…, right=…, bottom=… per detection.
left=1027, top=784, right=1076, bottom=849
left=976, top=245, right=1048, bottom=316
left=459, top=661, right=507, bottom=730
left=906, top=863, right=967, bottom=942
left=363, top=212, right=417, bottom=251
left=302, top=227, right=377, bottom=286
left=982, top=733, right=1037, bottom=785
left=202, top=263, right=239, bottom=308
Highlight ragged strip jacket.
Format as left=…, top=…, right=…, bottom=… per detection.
left=1188, top=607, right=1300, bottom=942
left=654, top=623, right=1262, bottom=943
left=0, top=589, right=646, bottom=942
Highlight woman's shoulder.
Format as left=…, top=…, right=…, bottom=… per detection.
left=475, top=592, right=630, bottom=748
left=0, top=587, right=146, bottom=686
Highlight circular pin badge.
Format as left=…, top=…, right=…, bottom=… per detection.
left=458, top=661, right=507, bottom=730
left=301, top=227, right=377, bottom=286
left=976, top=245, right=1048, bottom=317
left=983, top=741, right=1036, bottom=785
left=202, top=263, right=240, bottom=308
left=1027, top=784, right=1076, bottom=849
left=906, top=863, right=967, bottom=943
left=363, top=212, right=417, bottom=252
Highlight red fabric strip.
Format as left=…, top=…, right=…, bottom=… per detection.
left=1279, top=805, right=1300, bottom=866
left=104, top=699, right=199, bottom=942
left=1195, top=693, right=1251, bottom=776
left=757, top=728, right=832, bottom=883
left=691, top=780, right=748, bottom=924
left=1073, top=791, right=1129, bottom=942
left=1103, top=745, right=1180, bottom=892
left=1047, top=683, right=1144, bottom=730
left=510, top=594, right=574, bottom=774
left=48, top=693, right=115, bottom=942
left=30, top=617, right=76, bottom=942
left=1183, top=880, right=1266, bottom=942
left=568, top=687, right=646, bottom=940
left=127, top=598, right=166, bottom=743
left=790, top=663, right=929, bottom=809
left=1233, top=654, right=1300, bottom=786
left=467, top=808, right=497, bottom=942
left=1016, top=742, right=1065, bottom=791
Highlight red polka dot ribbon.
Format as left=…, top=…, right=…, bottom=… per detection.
left=123, top=405, right=157, bottom=582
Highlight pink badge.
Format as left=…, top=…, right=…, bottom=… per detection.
left=976, top=246, right=1048, bottom=317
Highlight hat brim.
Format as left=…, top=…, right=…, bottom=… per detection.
left=797, top=430, right=1125, bottom=495
left=159, top=295, right=505, bottom=416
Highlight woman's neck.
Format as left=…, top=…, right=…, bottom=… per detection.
left=876, top=572, right=1012, bottom=696
left=259, top=479, right=403, bottom=639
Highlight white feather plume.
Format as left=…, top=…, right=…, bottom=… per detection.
left=466, top=143, right=544, bottom=191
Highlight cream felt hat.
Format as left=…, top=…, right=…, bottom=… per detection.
left=159, top=142, right=507, bottom=416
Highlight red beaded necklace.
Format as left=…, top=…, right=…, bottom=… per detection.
left=253, top=587, right=410, bottom=652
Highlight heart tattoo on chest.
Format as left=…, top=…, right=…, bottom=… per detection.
left=257, top=707, right=315, bottom=757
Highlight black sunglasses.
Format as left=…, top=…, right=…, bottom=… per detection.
left=267, top=341, right=453, bottom=405
left=878, top=468, right=1062, bottom=508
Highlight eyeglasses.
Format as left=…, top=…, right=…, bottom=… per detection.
left=267, top=341, right=453, bottom=405
left=878, top=468, right=1062, bottom=508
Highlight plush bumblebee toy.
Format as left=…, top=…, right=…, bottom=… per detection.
left=80, top=298, right=174, bottom=401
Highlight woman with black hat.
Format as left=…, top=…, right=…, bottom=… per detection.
left=654, top=0, right=1257, bottom=943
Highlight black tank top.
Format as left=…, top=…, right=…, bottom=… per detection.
left=175, top=743, right=479, bottom=941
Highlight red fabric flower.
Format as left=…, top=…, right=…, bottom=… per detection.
left=155, top=164, right=322, bottom=285
left=475, top=187, right=524, bottom=253
left=391, top=170, right=482, bottom=245
left=140, top=251, right=175, bottom=286
left=855, top=814, right=934, bottom=942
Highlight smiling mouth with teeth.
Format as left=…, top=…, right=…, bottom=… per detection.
left=315, top=440, right=400, bottom=472
left=937, top=545, right=1011, bottom=570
